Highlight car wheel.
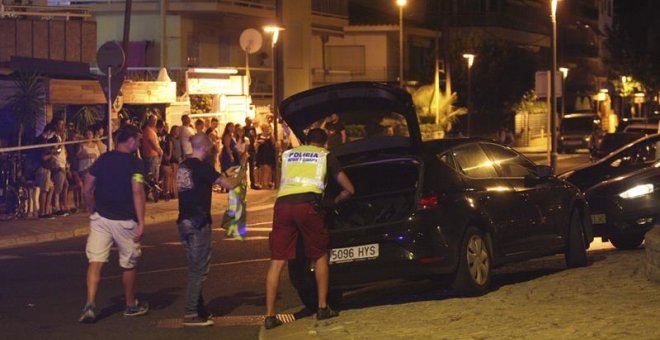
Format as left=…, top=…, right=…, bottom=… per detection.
left=609, top=233, right=644, bottom=250
left=565, top=209, right=588, bottom=268
left=451, top=227, right=492, bottom=296
left=288, top=257, right=342, bottom=312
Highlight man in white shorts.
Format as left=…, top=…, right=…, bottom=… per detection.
left=79, top=125, right=149, bottom=323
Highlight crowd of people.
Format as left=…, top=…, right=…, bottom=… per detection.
left=25, top=118, right=107, bottom=219
left=17, top=111, right=294, bottom=220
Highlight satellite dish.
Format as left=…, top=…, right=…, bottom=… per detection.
left=239, top=29, right=263, bottom=54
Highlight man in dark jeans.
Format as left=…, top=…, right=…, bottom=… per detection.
left=176, top=133, right=243, bottom=327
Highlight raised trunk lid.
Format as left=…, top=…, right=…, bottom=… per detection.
left=279, top=82, right=422, bottom=156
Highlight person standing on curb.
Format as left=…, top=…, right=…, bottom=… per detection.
left=180, top=114, right=195, bottom=159
left=264, top=128, right=354, bottom=329
left=176, top=133, right=243, bottom=327
left=79, top=125, right=149, bottom=323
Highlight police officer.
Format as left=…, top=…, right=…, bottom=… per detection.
left=264, top=128, right=354, bottom=329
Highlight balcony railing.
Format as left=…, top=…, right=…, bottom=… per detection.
left=312, top=0, right=347, bottom=19
left=49, top=0, right=275, bottom=10
left=1, top=4, right=91, bottom=19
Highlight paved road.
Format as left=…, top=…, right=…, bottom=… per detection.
left=0, top=202, right=290, bottom=339
left=0, top=152, right=595, bottom=339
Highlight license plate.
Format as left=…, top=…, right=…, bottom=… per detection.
left=565, top=140, right=582, bottom=145
left=591, top=214, right=606, bottom=225
left=329, top=244, right=379, bottom=264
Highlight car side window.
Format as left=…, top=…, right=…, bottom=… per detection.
left=481, top=143, right=537, bottom=178
left=610, top=139, right=660, bottom=167
left=452, top=143, right=498, bottom=178
left=438, top=152, right=457, bottom=170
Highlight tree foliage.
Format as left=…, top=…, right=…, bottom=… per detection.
left=8, top=72, right=45, bottom=147
left=605, top=0, right=660, bottom=95
left=446, top=31, right=538, bottom=122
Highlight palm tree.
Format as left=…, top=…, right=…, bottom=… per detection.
left=70, top=106, right=103, bottom=134
left=8, top=71, right=46, bottom=150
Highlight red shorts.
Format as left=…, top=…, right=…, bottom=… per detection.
left=269, top=201, right=328, bottom=260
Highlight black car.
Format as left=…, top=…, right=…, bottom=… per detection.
left=585, top=162, right=660, bottom=249
left=558, top=113, right=601, bottom=154
left=280, top=82, right=592, bottom=310
left=560, top=133, right=660, bottom=191
left=590, top=132, right=645, bottom=160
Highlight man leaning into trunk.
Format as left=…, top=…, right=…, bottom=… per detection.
left=264, top=128, right=354, bottom=329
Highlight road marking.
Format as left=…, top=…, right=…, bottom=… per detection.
left=101, top=258, right=270, bottom=280
left=212, top=227, right=271, bottom=232
left=246, top=203, right=274, bottom=212
left=37, top=250, right=85, bottom=256
left=223, top=236, right=269, bottom=241
left=0, top=255, right=23, bottom=260
left=156, top=314, right=294, bottom=329
left=248, top=221, right=273, bottom=227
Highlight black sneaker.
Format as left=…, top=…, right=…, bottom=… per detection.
left=264, top=316, right=283, bottom=329
left=183, top=315, right=214, bottom=327
left=53, top=210, right=69, bottom=217
left=78, top=303, right=96, bottom=323
left=316, top=307, right=339, bottom=320
left=123, top=299, right=149, bottom=317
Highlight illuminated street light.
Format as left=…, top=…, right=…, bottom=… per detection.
left=559, top=67, right=569, bottom=118
left=463, top=53, right=476, bottom=137
left=264, top=24, right=285, bottom=188
left=397, top=0, right=407, bottom=87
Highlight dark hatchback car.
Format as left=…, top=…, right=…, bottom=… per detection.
left=590, top=132, right=644, bottom=160
left=280, top=82, right=592, bottom=310
left=560, top=133, right=660, bottom=191
left=585, top=162, right=660, bottom=249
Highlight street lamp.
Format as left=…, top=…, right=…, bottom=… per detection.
left=264, top=25, right=284, bottom=188
left=549, top=0, right=560, bottom=173
left=463, top=53, right=475, bottom=137
left=559, top=67, right=569, bottom=118
left=396, top=0, right=406, bottom=87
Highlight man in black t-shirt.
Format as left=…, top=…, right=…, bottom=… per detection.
left=176, top=133, right=242, bottom=327
left=79, top=126, right=149, bottom=323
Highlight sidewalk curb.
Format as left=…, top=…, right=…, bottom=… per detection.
left=0, top=210, right=180, bottom=250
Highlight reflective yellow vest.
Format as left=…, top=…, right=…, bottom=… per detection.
left=277, top=145, right=328, bottom=198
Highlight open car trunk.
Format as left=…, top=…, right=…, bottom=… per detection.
left=325, top=156, right=421, bottom=230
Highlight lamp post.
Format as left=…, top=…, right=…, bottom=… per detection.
left=550, top=0, right=559, bottom=173
left=396, top=0, right=406, bottom=87
left=264, top=25, right=284, bottom=188
left=559, top=67, right=569, bottom=119
left=463, top=53, right=475, bottom=137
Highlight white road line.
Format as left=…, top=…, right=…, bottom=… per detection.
left=0, top=255, right=23, bottom=260
left=247, top=221, right=273, bottom=227
left=246, top=203, right=274, bottom=212
left=101, top=258, right=270, bottom=280
left=223, top=236, right=269, bottom=241
left=213, top=227, right=271, bottom=232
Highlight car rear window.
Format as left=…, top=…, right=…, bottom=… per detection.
left=452, top=143, right=498, bottom=178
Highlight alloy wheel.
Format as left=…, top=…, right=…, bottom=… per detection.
left=467, top=235, right=490, bottom=286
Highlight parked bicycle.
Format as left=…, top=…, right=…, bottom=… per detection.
left=0, top=153, right=30, bottom=220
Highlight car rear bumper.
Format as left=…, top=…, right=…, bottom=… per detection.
left=328, top=242, right=455, bottom=288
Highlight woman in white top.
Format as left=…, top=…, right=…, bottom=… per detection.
left=234, top=123, right=249, bottom=156
left=95, top=126, right=107, bottom=154
left=77, top=128, right=101, bottom=177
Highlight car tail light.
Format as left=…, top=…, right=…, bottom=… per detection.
left=418, top=195, right=439, bottom=210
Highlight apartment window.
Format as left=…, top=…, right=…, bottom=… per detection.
left=326, top=45, right=365, bottom=74
left=187, top=33, right=199, bottom=67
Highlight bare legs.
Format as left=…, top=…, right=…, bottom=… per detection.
left=86, top=262, right=136, bottom=306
